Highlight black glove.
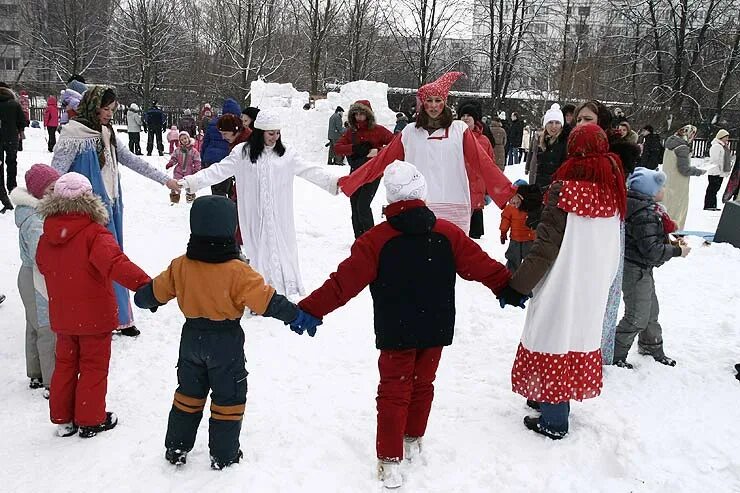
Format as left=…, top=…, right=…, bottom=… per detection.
left=516, top=184, right=543, bottom=213
left=352, top=142, right=372, bottom=158
left=497, top=285, right=529, bottom=309
left=325, top=141, right=331, bottom=147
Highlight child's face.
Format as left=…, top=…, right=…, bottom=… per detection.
left=179, top=134, right=189, bottom=146
left=654, top=188, right=665, bottom=202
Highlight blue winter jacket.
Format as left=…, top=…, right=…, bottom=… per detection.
left=145, top=106, right=167, bottom=130
left=201, top=98, right=241, bottom=165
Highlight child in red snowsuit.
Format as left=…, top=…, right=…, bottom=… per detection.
left=295, top=160, right=511, bottom=489
left=36, top=172, right=151, bottom=438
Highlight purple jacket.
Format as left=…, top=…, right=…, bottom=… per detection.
left=165, top=144, right=201, bottom=179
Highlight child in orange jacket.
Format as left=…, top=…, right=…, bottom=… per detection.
left=500, top=179, right=536, bottom=272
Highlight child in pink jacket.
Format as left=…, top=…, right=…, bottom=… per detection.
left=166, top=125, right=180, bottom=154
left=166, top=131, right=201, bottom=204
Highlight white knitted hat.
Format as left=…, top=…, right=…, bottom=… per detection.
left=254, top=109, right=281, bottom=131
left=384, top=160, right=427, bottom=203
left=543, top=103, right=564, bottom=126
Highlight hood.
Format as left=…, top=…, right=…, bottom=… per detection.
left=47, top=95, right=57, bottom=106
left=349, top=100, right=376, bottom=129
left=38, top=192, right=108, bottom=224
left=10, top=188, right=40, bottom=228
left=129, top=103, right=140, bottom=111
left=385, top=200, right=436, bottom=235
left=222, top=98, right=241, bottom=117
left=626, top=189, right=655, bottom=219
left=0, top=87, right=17, bottom=102
left=664, top=134, right=687, bottom=151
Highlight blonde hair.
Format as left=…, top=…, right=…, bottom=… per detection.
left=539, top=124, right=563, bottom=151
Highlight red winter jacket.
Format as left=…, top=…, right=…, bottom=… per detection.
left=469, top=122, right=495, bottom=210
left=333, top=121, right=394, bottom=161
left=36, top=194, right=151, bottom=335
left=44, top=96, right=59, bottom=127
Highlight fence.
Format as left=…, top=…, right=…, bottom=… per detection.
left=29, top=106, right=194, bottom=128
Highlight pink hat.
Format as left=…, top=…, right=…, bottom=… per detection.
left=53, top=172, right=92, bottom=199
left=416, top=72, right=465, bottom=112
left=25, top=164, right=61, bottom=199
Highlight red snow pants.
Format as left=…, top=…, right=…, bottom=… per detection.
left=376, top=346, right=443, bottom=461
left=50, top=332, right=112, bottom=427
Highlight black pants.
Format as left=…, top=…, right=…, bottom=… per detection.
left=350, top=177, right=381, bottom=238
left=469, top=209, right=484, bottom=238
left=47, top=127, right=57, bottom=152
left=146, top=129, right=164, bottom=155
left=1, top=141, right=19, bottom=191
left=704, top=175, right=724, bottom=209
left=128, top=132, right=141, bottom=155
left=165, top=320, right=247, bottom=463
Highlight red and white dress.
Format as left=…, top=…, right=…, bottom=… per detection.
left=511, top=181, right=621, bottom=403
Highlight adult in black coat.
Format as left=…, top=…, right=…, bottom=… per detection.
left=638, top=125, right=663, bottom=170
left=506, top=112, right=525, bottom=166
left=0, top=85, right=27, bottom=211
left=145, top=102, right=167, bottom=156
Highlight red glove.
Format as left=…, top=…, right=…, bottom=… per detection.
left=500, top=232, right=507, bottom=245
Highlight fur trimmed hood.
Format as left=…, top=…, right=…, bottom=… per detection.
left=0, top=86, right=17, bottom=102
left=348, top=100, right=376, bottom=129
left=38, top=192, right=109, bottom=225
left=10, top=187, right=40, bottom=209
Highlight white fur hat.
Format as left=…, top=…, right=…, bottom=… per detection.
left=384, top=160, right=427, bottom=203
left=543, top=103, right=564, bottom=126
left=254, top=109, right=281, bottom=131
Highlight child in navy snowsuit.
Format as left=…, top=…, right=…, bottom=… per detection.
left=134, top=195, right=315, bottom=470
left=613, top=167, right=691, bottom=368
left=295, top=161, right=511, bottom=489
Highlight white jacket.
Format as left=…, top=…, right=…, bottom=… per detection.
left=707, top=139, right=731, bottom=177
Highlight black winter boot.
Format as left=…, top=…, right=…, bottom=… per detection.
left=211, top=449, right=243, bottom=470
left=735, top=363, right=740, bottom=382
left=613, top=359, right=634, bottom=369
left=29, top=377, right=43, bottom=389
left=523, top=416, right=566, bottom=440
left=79, top=412, right=118, bottom=438
left=654, top=355, right=676, bottom=367
left=526, top=400, right=540, bottom=411
left=165, top=448, right=188, bottom=466
left=120, top=326, right=141, bottom=337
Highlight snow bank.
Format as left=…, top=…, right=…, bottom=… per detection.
left=250, top=79, right=396, bottom=163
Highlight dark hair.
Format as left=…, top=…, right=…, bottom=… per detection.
left=415, top=105, right=454, bottom=129
left=0, top=82, right=8, bottom=88
left=574, top=100, right=612, bottom=131
left=562, top=103, right=576, bottom=116
left=335, top=106, right=344, bottom=113
left=101, top=88, right=117, bottom=108
left=67, top=74, right=86, bottom=84
left=218, top=114, right=242, bottom=133
left=243, top=128, right=286, bottom=163
left=642, top=125, right=654, bottom=133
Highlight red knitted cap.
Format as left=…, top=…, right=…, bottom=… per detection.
left=416, top=72, right=465, bottom=111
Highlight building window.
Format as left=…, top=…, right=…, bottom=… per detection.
left=1, top=58, right=19, bottom=70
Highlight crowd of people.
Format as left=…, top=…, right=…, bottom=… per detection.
left=1, top=71, right=739, bottom=488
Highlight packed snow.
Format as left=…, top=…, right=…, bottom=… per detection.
left=1, top=118, right=739, bottom=492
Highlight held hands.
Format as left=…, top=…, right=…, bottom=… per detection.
left=497, top=285, right=530, bottom=309
left=287, top=309, right=322, bottom=337
left=166, top=179, right=182, bottom=191
left=680, top=244, right=691, bottom=257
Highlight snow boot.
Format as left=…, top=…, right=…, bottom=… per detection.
left=43, top=388, right=50, bottom=400
left=56, top=422, right=78, bottom=438
left=79, top=412, right=118, bottom=438
left=523, top=416, right=566, bottom=440
left=29, top=377, right=43, bottom=389
left=0, top=294, right=5, bottom=304
left=165, top=448, right=188, bottom=466
left=653, top=355, right=676, bottom=367
left=526, top=400, right=541, bottom=411
left=120, top=326, right=141, bottom=337
left=403, top=436, right=422, bottom=462
left=377, top=459, right=403, bottom=489
left=210, top=449, right=243, bottom=470
left=613, top=359, right=634, bottom=369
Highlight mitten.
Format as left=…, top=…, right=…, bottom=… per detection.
left=500, top=232, right=507, bottom=245
left=497, top=285, right=529, bottom=309
left=288, top=309, right=322, bottom=337
left=484, top=194, right=493, bottom=206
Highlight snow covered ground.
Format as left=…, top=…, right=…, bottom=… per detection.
left=1, top=127, right=739, bottom=493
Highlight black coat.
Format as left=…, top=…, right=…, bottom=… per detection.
left=0, top=88, right=27, bottom=143
left=145, top=107, right=167, bottom=130
left=507, top=119, right=525, bottom=147
left=534, top=135, right=568, bottom=189
left=624, top=190, right=681, bottom=268
left=640, top=133, right=663, bottom=170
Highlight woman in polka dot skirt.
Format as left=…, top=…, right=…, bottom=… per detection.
left=497, top=123, right=627, bottom=439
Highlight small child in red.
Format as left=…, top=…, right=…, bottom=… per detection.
left=500, top=180, right=536, bottom=272
left=36, top=172, right=151, bottom=438
left=295, top=161, right=511, bottom=489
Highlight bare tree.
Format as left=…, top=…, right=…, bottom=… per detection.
left=341, top=0, right=382, bottom=81
left=292, top=0, right=342, bottom=93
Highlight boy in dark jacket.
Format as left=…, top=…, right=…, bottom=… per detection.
left=613, top=168, right=691, bottom=368
left=296, top=161, right=511, bottom=489
left=134, top=195, right=316, bottom=470
left=36, top=172, right=152, bottom=438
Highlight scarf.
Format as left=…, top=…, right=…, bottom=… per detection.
left=186, top=235, right=241, bottom=263
left=655, top=203, right=678, bottom=234
left=73, top=85, right=117, bottom=168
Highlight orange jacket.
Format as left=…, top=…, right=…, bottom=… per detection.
left=500, top=204, right=536, bottom=242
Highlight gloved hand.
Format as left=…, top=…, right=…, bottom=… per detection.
left=500, top=232, right=507, bottom=245
left=497, top=285, right=530, bottom=309
left=325, top=141, right=331, bottom=147
left=516, top=184, right=543, bottom=213
left=484, top=194, right=492, bottom=206
left=352, top=142, right=372, bottom=158
left=288, top=309, right=322, bottom=337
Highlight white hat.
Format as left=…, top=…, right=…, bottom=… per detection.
left=254, top=109, right=281, bottom=131
left=384, top=160, right=427, bottom=203
left=543, top=103, right=564, bottom=126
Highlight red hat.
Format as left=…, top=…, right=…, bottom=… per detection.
left=355, top=99, right=371, bottom=110
left=416, top=72, right=465, bottom=112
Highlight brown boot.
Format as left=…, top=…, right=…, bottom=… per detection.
left=170, top=190, right=181, bottom=204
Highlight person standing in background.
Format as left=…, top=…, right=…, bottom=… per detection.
left=327, top=106, right=345, bottom=165
left=662, top=124, right=705, bottom=229
left=0, top=83, right=27, bottom=211
left=43, top=95, right=59, bottom=153
left=506, top=112, right=524, bottom=166
left=126, top=103, right=144, bottom=155
left=490, top=118, right=508, bottom=172
left=178, top=109, right=197, bottom=138
left=145, top=101, right=167, bottom=156
left=704, top=129, right=732, bottom=210
left=18, top=90, right=30, bottom=152
left=638, top=125, right=663, bottom=170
